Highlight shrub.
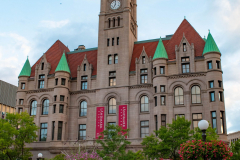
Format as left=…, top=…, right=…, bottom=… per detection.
left=65, top=151, right=102, bottom=160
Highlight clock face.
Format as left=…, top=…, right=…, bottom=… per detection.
left=111, top=0, right=121, bottom=10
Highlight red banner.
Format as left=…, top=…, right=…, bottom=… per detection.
left=96, top=107, right=105, bottom=139
left=118, top=105, right=128, bottom=137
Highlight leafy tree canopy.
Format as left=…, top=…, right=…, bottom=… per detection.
left=231, top=139, right=240, bottom=160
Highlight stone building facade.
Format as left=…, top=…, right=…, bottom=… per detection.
left=17, top=0, right=227, bottom=159
left=228, top=131, right=240, bottom=145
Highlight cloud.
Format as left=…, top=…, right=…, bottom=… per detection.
left=40, top=20, right=70, bottom=29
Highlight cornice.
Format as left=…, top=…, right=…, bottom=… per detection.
left=70, top=90, right=96, bottom=95
left=129, top=84, right=153, bottom=89
left=168, top=72, right=206, bottom=80
left=26, top=88, right=54, bottom=94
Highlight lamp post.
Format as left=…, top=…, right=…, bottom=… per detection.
left=198, top=120, right=209, bottom=160
left=38, top=153, right=43, bottom=160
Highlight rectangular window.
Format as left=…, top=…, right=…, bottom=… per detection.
left=52, top=121, right=55, bottom=140
left=154, top=97, right=157, bottom=106
left=182, top=64, right=190, bottom=73
left=19, top=99, right=24, bottom=105
left=140, top=121, right=149, bottom=138
left=79, top=124, right=86, bottom=140
left=142, top=56, right=145, bottom=64
left=175, top=114, right=185, bottom=120
left=21, top=83, right=25, bottom=89
left=39, top=75, right=45, bottom=79
left=83, top=64, right=86, bottom=71
left=141, top=75, right=148, bottom=84
left=109, top=71, right=116, bottom=77
left=107, top=38, right=110, bottom=47
left=109, top=78, right=116, bottom=86
left=81, top=81, right=88, bottom=90
left=112, top=38, right=114, bottom=46
left=41, top=63, right=44, bottom=70
left=192, top=113, right=202, bottom=129
left=39, top=80, right=44, bottom=89
left=59, top=105, right=64, bottom=113
left=210, top=92, right=215, bottom=102
left=60, top=95, right=64, bottom=102
left=108, top=55, right=112, bottom=65
left=117, top=37, right=119, bottom=45
left=154, top=67, right=156, bottom=75
left=160, top=85, right=165, bottom=92
left=53, top=105, right=56, bottom=113
left=218, top=81, right=222, bottom=88
left=140, top=69, right=147, bottom=73
left=181, top=57, right=190, bottom=62
left=161, top=114, right=166, bottom=127
left=61, top=78, right=66, bottom=85
left=183, top=43, right=187, bottom=52
left=160, top=66, right=165, bottom=74
left=211, top=111, right=217, bottom=131
left=81, top=76, right=88, bottom=80
left=55, top=78, right=58, bottom=86
left=154, top=86, right=157, bottom=93
left=209, top=81, right=214, bottom=88
left=40, top=123, right=48, bottom=141
left=216, top=61, right=220, bottom=69
left=220, top=111, right=225, bottom=134
left=114, top=54, right=118, bottom=64
left=208, top=61, right=212, bottom=69
left=54, top=95, right=57, bottom=102
left=18, top=108, right=23, bottom=114
left=161, top=96, right=166, bottom=105
left=155, top=115, right=158, bottom=131
left=57, top=121, right=63, bottom=140
left=219, top=92, right=223, bottom=102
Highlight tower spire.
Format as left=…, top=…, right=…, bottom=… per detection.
left=153, top=37, right=168, bottom=60
left=19, top=57, right=31, bottom=77
left=55, top=52, right=71, bottom=73
left=202, top=32, right=221, bottom=55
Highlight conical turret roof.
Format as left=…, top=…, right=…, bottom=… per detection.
left=55, top=52, right=70, bottom=73
left=19, top=57, right=31, bottom=77
left=153, top=38, right=168, bottom=60
left=202, top=32, right=221, bottom=55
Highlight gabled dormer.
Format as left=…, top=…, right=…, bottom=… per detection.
left=175, top=34, right=195, bottom=74
left=135, top=47, right=152, bottom=85
left=77, top=54, right=93, bottom=91
left=34, top=53, right=51, bottom=89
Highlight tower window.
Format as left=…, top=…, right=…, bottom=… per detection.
left=21, top=83, right=25, bottom=89
left=154, top=86, right=157, bottom=93
left=183, top=43, right=187, bottom=52
left=41, top=63, right=44, bottom=70
left=55, top=78, right=58, bottom=86
left=210, top=92, right=215, bottom=102
left=160, top=66, right=165, bottom=74
left=218, top=81, right=222, bottom=88
left=117, top=37, right=119, bottom=45
left=107, top=38, right=110, bottom=47
left=154, top=67, right=156, bottom=75
left=154, top=97, right=157, bottom=106
left=155, top=115, right=158, bottom=131
left=219, top=91, right=223, bottom=102
left=61, top=78, right=66, bottom=85
left=216, top=61, right=220, bottom=69
left=114, top=54, right=118, bottom=64
left=220, top=111, right=225, bottom=133
left=57, top=121, right=63, bottom=140
left=108, top=19, right=111, bottom=28
left=108, top=55, right=112, bottom=65
left=161, top=96, right=166, bottom=105
left=207, top=61, right=213, bottom=69
left=209, top=81, right=214, bottom=88
left=112, top=38, right=114, bottom=46
left=160, top=85, right=165, bottom=92
left=59, top=105, right=64, bottom=113
left=113, top=18, right=115, bottom=27
left=118, top=17, right=120, bottom=26
left=211, top=111, right=217, bottom=130
left=60, top=95, right=65, bottom=102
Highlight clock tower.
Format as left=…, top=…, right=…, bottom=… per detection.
left=96, top=0, right=137, bottom=88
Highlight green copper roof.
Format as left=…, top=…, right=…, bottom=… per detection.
left=19, top=57, right=31, bottom=77
left=153, top=37, right=168, bottom=60
left=55, top=53, right=70, bottom=73
left=202, top=32, right=221, bottom=55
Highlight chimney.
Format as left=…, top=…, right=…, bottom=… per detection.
left=78, top=45, right=85, bottom=50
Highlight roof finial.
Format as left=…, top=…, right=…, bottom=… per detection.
left=27, top=56, right=29, bottom=59
left=204, top=35, right=206, bottom=38
left=208, top=29, right=210, bottom=33
left=184, top=16, right=186, bottom=19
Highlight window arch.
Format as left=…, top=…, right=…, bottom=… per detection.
left=140, top=96, right=149, bottom=112
left=191, top=86, right=201, bottom=104
left=80, top=101, right=87, bottom=117
left=108, top=98, right=116, bottom=114
left=174, top=87, right=184, bottom=105
left=30, top=100, right=37, bottom=116
left=42, top=99, right=49, bottom=115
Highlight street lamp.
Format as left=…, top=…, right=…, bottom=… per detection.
left=198, top=120, right=209, bottom=142
left=38, top=153, right=43, bottom=160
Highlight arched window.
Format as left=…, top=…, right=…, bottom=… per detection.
left=191, top=86, right=201, bottom=104
left=42, top=99, right=49, bottom=115
left=118, top=17, right=120, bottom=26
left=108, top=19, right=111, bottom=28
left=113, top=18, right=116, bottom=27
left=114, top=54, right=118, bottom=64
left=80, top=101, right=87, bottom=117
left=30, top=100, right=37, bottom=116
left=108, top=55, right=112, bottom=65
left=174, top=87, right=184, bottom=105
left=140, top=96, right=149, bottom=112
left=108, top=98, right=116, bottom=114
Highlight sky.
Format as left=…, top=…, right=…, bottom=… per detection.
left=0, top=0, right=239, bottom=134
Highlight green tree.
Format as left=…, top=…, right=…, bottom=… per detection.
left=231, top=140, right=240, bottom=160
left=142, top=116, right=193, bottom=160
left=192, top=125, right=219, bottom=141
left=96, top=124, right=131, bottom=160
left=0, top=112, right=38, bottom=160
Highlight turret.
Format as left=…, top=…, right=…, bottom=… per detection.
left=52, top=52, right=70, bottom=141
left=203, top=31, right=226, bottom=137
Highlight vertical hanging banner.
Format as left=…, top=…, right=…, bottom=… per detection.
left=118, top=105, right=128, bottom=137
left=95, top=107, right=105, bottom=139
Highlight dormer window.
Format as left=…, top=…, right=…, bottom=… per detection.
left=183, top=43, right=187, bottom=52
left=181, top=57, right=190, bottom=73
left=142, top=56, right=146, bottom=64
left=41, top=63, right=44, bottom=70
left=38, top=75, right=45, bottom=89
left=83, top=64, right=86, bottom=71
